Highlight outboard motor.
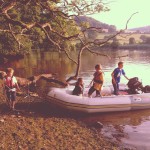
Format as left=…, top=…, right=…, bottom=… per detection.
left=127, top=77, right=143, bottom=94
left=143, top=85, right=150, bottom=93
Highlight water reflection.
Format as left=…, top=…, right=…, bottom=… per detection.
left=1, top=49, right=150, bottom=85
left=81, top=109, right=150, bottom=149
left=0, top=52, right=76, bottom=81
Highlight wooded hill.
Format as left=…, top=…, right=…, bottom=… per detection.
left=129, top=26, right=150, bottom=33
left=74, top=16, right=116, bottom=33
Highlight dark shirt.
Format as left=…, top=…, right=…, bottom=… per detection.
left=72, top=83, right=83, bottom=96
left=113, top=68, right=125, bottom=83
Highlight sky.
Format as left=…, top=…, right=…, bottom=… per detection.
left=91, top=0, right=150, bottom=30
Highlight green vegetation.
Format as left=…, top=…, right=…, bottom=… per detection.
left=129, top=37, right=136, bottom=44
left=1, top=1, right=149, bottom=57
left=95, top=33, right=150, bottom=44
left=0, top=0, right=81, bottom=55
left=118, top=33, right=150, bottom=49
left=128, top=25, right=150, bottom=33
left=92, top=33, right=150, bottom=49
left=0, top=0, right=109, bottom=56
left=118, top=33, right=150, bottom=45
left=75, top=16, right=116, bottom=40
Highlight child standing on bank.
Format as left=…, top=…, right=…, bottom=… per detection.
left=88, top=64, right=104, bottom=97
left=3, top=68, right=20, bottom=110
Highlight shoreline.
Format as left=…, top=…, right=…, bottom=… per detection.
left=0, top=81, right=134, bottom=150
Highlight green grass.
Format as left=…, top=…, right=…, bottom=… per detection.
left=96, top=33, right=150, bottom=45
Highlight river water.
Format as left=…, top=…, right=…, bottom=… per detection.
left=1, top=49, right=150, bottom=149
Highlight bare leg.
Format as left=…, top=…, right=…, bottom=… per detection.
left=12, top=101, right=16, bottom=110
left=88, top=86, right=95, bottom=98
left=95, top=90, right=102, bottom=97
left=6, top=92, right=12, bottom=109
left=11, top=91, right=16, bottom=110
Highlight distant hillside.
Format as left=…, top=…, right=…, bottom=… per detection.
left=129, top=26, right=150, bottom=33
left=74, top=16, right=116, bottom=33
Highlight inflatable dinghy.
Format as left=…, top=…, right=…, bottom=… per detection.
left=47, top=85, right=150, bottom=113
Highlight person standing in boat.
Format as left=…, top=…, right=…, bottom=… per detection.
left=72, top=78, right=84, bottom=96
left=2, top=68, right=20, bottom=110
left=88, top=64, right=104, bottom=97
left=111, top=62, right=129, bottom=95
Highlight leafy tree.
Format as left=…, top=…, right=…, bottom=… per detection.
left=129, top=37, right=136, bottom=44
left=108, top=25, right=116, bottom=33
left=0, top=0, right=136, bottom=82
left=140, top=35, right=147, bottom=43
left=110, top=38, right=120, bottom=49
left=0, top=0, right=81, bottom=54
left=140, top=35, right=150, bottom=44
left=145, top=37, right=150, bottom=44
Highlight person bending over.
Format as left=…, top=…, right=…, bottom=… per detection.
left=72, top=78, right=84, bottom=96
left=111, top=62, right=129, bottom=95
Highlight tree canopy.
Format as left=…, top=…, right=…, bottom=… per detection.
left=0, top=0, right=136, bottom=81
left=0, top=0, right=110, bottom=54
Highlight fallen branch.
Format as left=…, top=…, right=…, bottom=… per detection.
left=41, top=76, right=68, bottom=87
left=0, top=71, right=68, bottom=89
left=0, top=71, right=55, bottom=85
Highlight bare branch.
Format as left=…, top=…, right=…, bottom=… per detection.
left=86, top=47, right=111, bottom=59
left=63, top=50, right=78, bottom=64
left=66, top=12, right=138, bottom=81
left=0, top=28, right=11, bottom=33
left=113, top=54, right=129, bottom=60
left=0, top=71, right=67, bottom=87
left=0, top=0, right=138, bottom=84
left=41, top=77, right=67, bottom=87
left=39, top=24, right=61, bottom=51
left=0, top=0, right=16, bottom=14
left=8, top=24, right=23, bottom=50
left=125, top=12, right=139, bottom=30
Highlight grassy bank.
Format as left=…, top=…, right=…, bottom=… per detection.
left=0, top=80, right=131, bottom=150
left=97, top=33, right=150, bottom=44
left=119, top=44, right=150, bottom=50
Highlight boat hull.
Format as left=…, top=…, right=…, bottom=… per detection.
left=47, top=87, right=150, bottom=113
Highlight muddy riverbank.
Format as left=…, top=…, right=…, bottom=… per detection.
left=0, top=80, right=134, bottom=150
